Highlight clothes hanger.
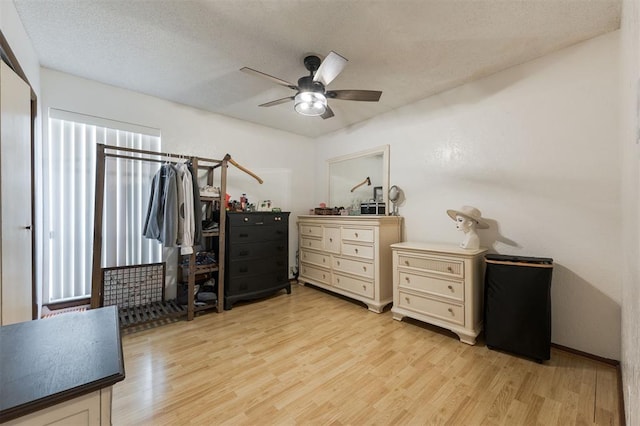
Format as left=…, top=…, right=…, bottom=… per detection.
left=223, top=154, right=264, bottom=184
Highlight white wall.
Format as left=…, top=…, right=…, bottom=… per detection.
left=620, top=0, right=640, bottom=423
left=40, top=69, right=315, bottom=297
left=316, top=32, right=622, bottom=360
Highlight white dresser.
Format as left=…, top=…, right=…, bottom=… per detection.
left=390, top=242, right=487, bottom=344
left=297, top=215, right=402, bottom=312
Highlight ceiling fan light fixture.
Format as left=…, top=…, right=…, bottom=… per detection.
left=294, top=91, right=327, bottom=116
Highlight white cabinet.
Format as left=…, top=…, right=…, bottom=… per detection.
left=297, top=215, right=402, bottom=313
left=4, top=388, right=113, bottom=426
left=391, top=242, right=487, bottom=344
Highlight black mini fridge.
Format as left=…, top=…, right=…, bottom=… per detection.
left=484, top=254, right=554, bottom=362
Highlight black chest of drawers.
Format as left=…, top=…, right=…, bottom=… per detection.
left=224, top=212, right=291, bottom=310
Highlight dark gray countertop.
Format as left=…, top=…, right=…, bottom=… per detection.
left=0, top=306, right=125, bottom=423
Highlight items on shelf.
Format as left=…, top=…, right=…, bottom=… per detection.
left=197, top=278, right=217, bottom=303
left=177, top=283, right=200, bottom=306
left=227, top=193, right=261, bottom=212
left=202, top=219, right=219, bottom=231
left=181, top=251, right=217, bottom=267
left=199, top=185, right=220, bottom=198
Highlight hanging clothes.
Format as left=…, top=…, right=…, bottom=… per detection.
left=143, top=164, right=178, bottom=245
left=175, top=162, right=195, bottom=254
left=187, top=162, right=203, bottom=248
left=174, top=164, right=185, bottom=245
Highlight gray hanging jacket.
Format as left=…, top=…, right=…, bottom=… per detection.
left=143, top=164, right=178, bottom=245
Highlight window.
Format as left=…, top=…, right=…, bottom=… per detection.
left=43, top=109, right=162, bottom=303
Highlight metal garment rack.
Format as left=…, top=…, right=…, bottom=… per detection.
left=90, top=143, right=228, bottom=321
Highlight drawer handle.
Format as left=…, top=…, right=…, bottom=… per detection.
left=329, top=238, right=333, bottom=242
left=355, top=248, right=359, bottom=254
left=336, top=261, right=340, bottom=266
left=355, top=232, right=359, bottom=238
left=405, top=276, right=410, bottom=283
left=362, top=285, right=367, bottom=290
left=363, top=266, right=367, bottom=272
left=336, top=277, right=339, bottom=283
left=404, top=260, right=410, bottom=266
left=448, top=285, right=453, bottom=291
left=243, top=217, right=249, bottom=222
left=322, top=258, right=326, bottom=263
left=447, top=266, right=453, bottom=272
left=303, top=253, right=306, bottom=259
left=405, top=297, right=410, bottom=303
left=323, top=274, right=326, bottom=279
left=308, top=242, right=312, bottom=246
left=448, top=308, right=454, bottom=315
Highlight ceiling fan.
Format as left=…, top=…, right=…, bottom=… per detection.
left=240, top=51, right=382, bottom=119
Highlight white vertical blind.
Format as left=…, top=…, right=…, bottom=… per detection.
left=44, top=109, right=162, bottom=303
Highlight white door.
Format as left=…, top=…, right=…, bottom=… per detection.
left=0, top=60, right=33, bottom=324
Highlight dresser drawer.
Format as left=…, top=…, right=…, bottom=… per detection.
left=227, top=257, right=286, bottom=278
left=342, top=242, right=374, bottom=259
left=333, top=256, right=374, bottom=279
left=228, top=241, right=286, bottom=260
left=324, top=227, right=341, bottom=253
left=226, top=272, right=287, bottom=295
left=397, top=254, right=463, bottom=278
left=398, top=272, right=463, bottom=302
left=301, top=236, right=324, bottom=251
left=300, top=249, right=330, bottom=268
left=333, top=273, right=374, bottom=298
left=341, top=227, right=374, bottom=243
left=227, top=212, right=288, bottom=226
left=300, top=263, right=331, bottom=285
left=398, top=290, right=464, bottom=326
left=227, top=213, right=263, bottom=226
left=300, top=224, right=322, bottom=238
left=228, top=225, right=286, bottom=242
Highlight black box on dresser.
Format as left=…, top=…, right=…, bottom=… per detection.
left=224, top=211, right=291, bottom=310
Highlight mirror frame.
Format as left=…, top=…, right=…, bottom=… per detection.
left=327, top=145, right=390, bottom=214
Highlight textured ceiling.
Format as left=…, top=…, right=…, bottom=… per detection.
left=14, top=0, right=620, bottom=138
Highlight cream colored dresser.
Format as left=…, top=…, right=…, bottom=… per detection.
left=297, top=215, right=402, bottom=312
left=390, top=242, right=487, bottom=344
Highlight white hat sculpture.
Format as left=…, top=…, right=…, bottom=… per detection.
left=446, top=206, right=488, bottom=249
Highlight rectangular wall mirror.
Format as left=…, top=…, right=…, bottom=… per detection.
left=328, top=145, right=389, bottom=214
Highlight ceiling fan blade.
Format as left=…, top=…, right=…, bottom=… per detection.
left=321, top=105, right=335, bottom=120
left=259, top=96, right=295, bottom=107
left=327, top=90, right=382, bottom=102
left=313, top=51, right=347, bottom=86
left=240, top=67, right=298, bottom=90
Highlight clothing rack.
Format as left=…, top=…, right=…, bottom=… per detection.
left=91, top=143, right=262, bottom=323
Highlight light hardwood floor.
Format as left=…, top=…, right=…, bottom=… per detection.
left=113, top=283, right=622, bottom=425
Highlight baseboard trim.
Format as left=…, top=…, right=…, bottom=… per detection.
left=617, top=365, right=626, bottom=426
left=550, top=342, right=619, bottom=366
left=44, top=297, right=91, bottom=311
